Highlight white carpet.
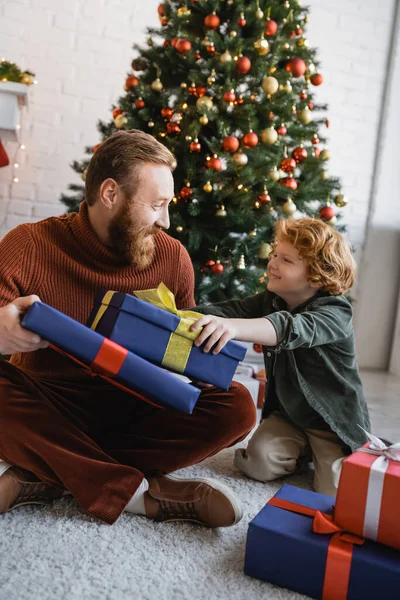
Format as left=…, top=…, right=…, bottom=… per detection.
left=0, top=443, right=314, bottom=600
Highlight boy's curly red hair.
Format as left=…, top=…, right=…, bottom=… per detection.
left=272, top=217, right=356, bottom=295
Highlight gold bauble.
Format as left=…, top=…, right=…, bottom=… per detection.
left=229, top=30, right=237, bottom=38
left=148, top=121, right=155, bottom=128
left=262, top=76, right=279, bottom=95
left=216, top=205, right=227, bottom=217
left=298, top=107, right=312, bottom=124
left=259, top=243, right=272, bottom=260
left=297, top=37, right=308, bottom=48
left=256, top=8, right=264, bottom=18
left=151, top=78, right=163, bottom=92
left=268, top=167, right=280, bottom=182
left=322, top=170, right=328, bottom=180
left=203, top=181, right=213, bottom=193
left=232, top=152, right=248, bottom=167
left=177, top=6, right=191, bottom=16
left=180, top=82, right=187, bottom=88
left=237, top=254, right=246, bottom=269
left=196, top=96, right=213, bottom=110
left=334, top=193, right=349, bottom=207
left=81, top=169, right=87, bottom=181
left=261, top=127, right=278, bottom=145
left=199, top=115, right=209, bottom=125
left=254, top=38, right=270, bottom=56
left=147, top=37, right=153, bottom=46
left=248, top=229, right=257, bottom=238
left=282, top=198, right=297, bottom=215
left=20, top=73, right=33, bottom=85
left=280, top=81, right=292, bottom=93
left=114, top=114, right=127, bottom=128
left=283, top=42, right=290, bottom=50
left=320, top=149, right=331, bottom=161
left=220, top=50, right=233, bottom=63
left=327, top=215, right=337, bottom=226
left=176, top=226, right=183, bottom=232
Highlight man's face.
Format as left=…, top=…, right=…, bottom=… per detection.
left=108, top=164, right=174, bottom=268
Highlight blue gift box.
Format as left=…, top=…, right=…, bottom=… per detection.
left=244, top=484, right=400, bottom=599
left=87, top=289, right=247, bottom=390
left=22, top=302, right=201, bottom=414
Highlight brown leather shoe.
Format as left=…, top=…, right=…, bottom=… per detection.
left=145, top=474, right=243, bottom=528
left=0, top=467, right=64, bottom=514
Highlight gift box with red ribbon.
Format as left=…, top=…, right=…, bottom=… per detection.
left=334, top=430, right=400, bottom=551
left=21, top=301, right=201, bottom=414
left=244, top=484, right=400, bottom=600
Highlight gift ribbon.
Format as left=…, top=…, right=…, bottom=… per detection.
left=356, top=427, right=400, bottom=542
left=92, top=283, right=203, bottom=374
left=48, top=341, right=163, bottom=409
left=269, top=497, right=364, bottom=600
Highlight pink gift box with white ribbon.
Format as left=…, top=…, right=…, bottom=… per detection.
left=334, top=430, right=400, bottom=551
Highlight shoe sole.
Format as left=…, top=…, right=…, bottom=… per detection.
left=7, top=499, right=54, bottom=512
left=163, top=474, right=243, bottom=525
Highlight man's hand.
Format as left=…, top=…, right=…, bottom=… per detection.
left=191, top=315, right=238, bottom=354
left=0, top=296, right=49, bottom=355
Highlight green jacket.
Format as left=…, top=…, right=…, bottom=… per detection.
left=195, top=290, right=370, bottom=452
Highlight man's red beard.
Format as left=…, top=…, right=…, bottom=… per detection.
left=108, top=204, right=162, bottom=269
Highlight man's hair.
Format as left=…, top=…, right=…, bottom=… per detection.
left=85, top=129, right=176, bottom=206
left=272, top=217, right=356, bottom=295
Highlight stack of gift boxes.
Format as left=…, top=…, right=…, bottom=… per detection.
left=244, top=433, right=400, bottom=599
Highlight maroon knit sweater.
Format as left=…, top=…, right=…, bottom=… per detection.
left=0, top=201, right=195, bottom=381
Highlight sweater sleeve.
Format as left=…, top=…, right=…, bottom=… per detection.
left=266, top=302, right=353, bottom=350
left=174, top=244, right=195, bottom=309
left=194, top=291, right=266, bottom=319
left=0, top=225, right=36, bottom=308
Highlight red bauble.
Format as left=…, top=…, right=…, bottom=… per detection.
left=237, top=15, right=246, bottom=27
left=223, top=136, right=239, bottom=153
left=319, top=205, right=335, bottom=221
left=292, top=147, right=308, bottom=163
left=157, top=3, right=165, bottom=16
left=280, top=157, right=297, bottom=173
left=112, top=107, right=122, bottom=119
left=194, top=85, right=207, bottom=98
left=253, top=343, right=263, bottom=353
left=308, top=102, right=314, bottom=110
left=236, top=56, right=251, bottom=75
left=180, top=186, right=193, bottom=199
left=265, top=19, right=278, bottom=36
left=235, top=96, right=244, bottom=105
left=299, top=90, right=308, bottom=100
left=175, top=39, right=191, bottom=54
left=206, top=45, right=216, bottom=54
left=223, top=90, right=236, bottom=103
left=171, top=37, right=179, bottom=48
left=160, top=16, right=168, bottom=26
left=190, top=140, right=201, bottom=152
left=131, top=58, right=147, bottom=71
left=280, top=177, right=298, bottom=190
left=166, top=122, right=181, bottom=135
left=125, top=75, right=139, bottom=89
left=268, top=111, right=275, bottom=120
left=211, top=262, right=224, bottom=275
left=296, top=27, right=303, bottom=35
left=277, top=124, right=287, bottom=135
left=314, top=147, right=321, bottom=158
left=161, top=107, right=174, bottom=119
left=242, top=132, right=258, bottom=149
left=135, top=98, right=145, bottom=109
left=204, top=13, right=220, bottom=29
left=205, top=260, right=215, bottom=267
left=312, top=136, right=320, bottom=145
left=207, top=156, right=222, bottom=171
left=163, top=40, right=170, bottom=47
left=285, top=57, right=307, bottom=78
left=258, top=192, right=271, bottom=204
left=92, top=143, right=101, bottom=153
left=311, top=73, right=323, bottom=86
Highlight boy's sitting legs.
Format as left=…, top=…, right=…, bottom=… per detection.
left=234, top=411, right=308, bottom=482
left=305, top=429, right=348, bottom=497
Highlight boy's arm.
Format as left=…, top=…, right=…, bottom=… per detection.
left=193, top=291, right=266, bottom=319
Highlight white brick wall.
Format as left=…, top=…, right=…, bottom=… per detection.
left=0, top=0, right=399, bottom=368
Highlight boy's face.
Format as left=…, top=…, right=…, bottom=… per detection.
left=267, top=240, right=320, bottom=299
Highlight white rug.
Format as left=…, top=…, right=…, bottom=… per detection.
left=0, top=443, right=314, bottom=600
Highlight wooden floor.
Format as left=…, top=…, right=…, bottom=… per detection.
left=361, top=370, right=400, bottom=443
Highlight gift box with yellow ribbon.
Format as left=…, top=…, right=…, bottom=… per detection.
left=21, top=301, right=201, bottom=414
left=87, top=283, right=246, bottom=390
left=244, top=484, right=400, bottom=600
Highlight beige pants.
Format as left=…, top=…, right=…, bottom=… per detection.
left=234, top=412, right=347, bottom=497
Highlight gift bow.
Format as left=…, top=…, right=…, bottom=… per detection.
left=358, top=426, right=400, bottom=461
left=269, top=497, right=364, bottom=600
left=134, top=283, right=202, bottom=373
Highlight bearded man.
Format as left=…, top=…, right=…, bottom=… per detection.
left=0, top=130, right=255, bottom=527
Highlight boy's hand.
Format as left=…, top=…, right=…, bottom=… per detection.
left=191, top=315, right=237, bottom=354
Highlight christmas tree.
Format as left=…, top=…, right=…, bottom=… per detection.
left=61, top=0, right=350, bottom=303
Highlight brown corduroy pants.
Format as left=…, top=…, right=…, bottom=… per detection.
left=0, top=361, right=256, bottom=524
